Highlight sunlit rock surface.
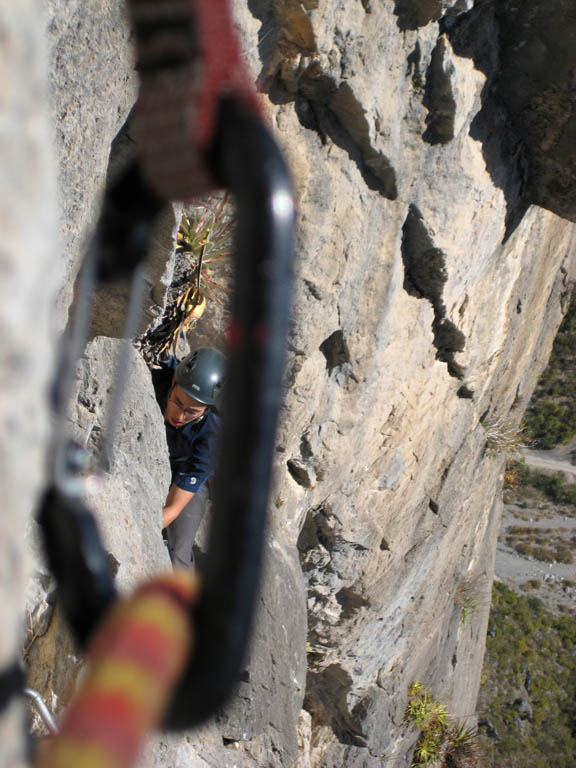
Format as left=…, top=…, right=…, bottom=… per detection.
left=234, top=1, right=576, bottom=764
left=5, top=1, right=576, bottom=766
left=44, top=0, right=137, bottom=325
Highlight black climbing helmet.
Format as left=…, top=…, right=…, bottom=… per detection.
left=174, top=348, right=227, bottom=407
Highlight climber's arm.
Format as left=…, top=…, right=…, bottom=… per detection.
left=162, top=483, right=195, bottom=529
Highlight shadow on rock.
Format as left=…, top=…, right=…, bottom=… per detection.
left=444, top=0, right=576, bottom=238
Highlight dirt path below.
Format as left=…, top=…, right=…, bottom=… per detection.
left=501, top=506, right=576, bottom=531
left=520, top=451, right=576, bottom=481
left=495, top=510, right=575, bottom=614
left=495, top=444, right=576, bottom=615
left=519, top=439, right=576, bottom=482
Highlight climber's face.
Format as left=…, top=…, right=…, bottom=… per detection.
left=165, top=385, right=207, bottom=427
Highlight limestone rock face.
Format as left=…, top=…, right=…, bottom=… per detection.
left=71, top=337, right=172, bottom=587
left=3, top=1, right=576, bottom=767
left=233, top=0, right=576, bottom=763
left=147, top=534, right=308, bottom=768
left=25, top=336, right=172, bottom=716
left=447, top=0, right=576, bottom=223
left=24, top=335, right=308, bottom=765
left=214, top=535, right=308, bottom=763
left=43, top=0, right=137, bottom=324
left=0, top=2, right=58, bottom=764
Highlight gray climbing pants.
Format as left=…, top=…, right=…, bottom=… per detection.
left=165, top=484, right=209, bottom=570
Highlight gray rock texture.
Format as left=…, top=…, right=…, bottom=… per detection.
left=25, top=337, right=172, bottom=716
left=234, top=0, right=576, bottom=764
left=446, top=0, right=576, bottom=224
left=1, top=1, right=576, bottom=767
left=87, top=204, right=181, bottom=343
left=0, top=2, right=59, bottom=765
left=43, top=0, right=137, bottom=325
left=24, top=335, right=308, bottom=766
left=71, top=337, right=171, bottom=587
left=87, top=117, right=182, bottom=343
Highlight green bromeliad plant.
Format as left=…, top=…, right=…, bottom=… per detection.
left=142, top=194, right=234, bottom=362
left=404, top=682, right=480, bottom=767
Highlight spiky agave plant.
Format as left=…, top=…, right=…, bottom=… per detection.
left=405, top=682, right=448, bottom=765
left=405, top=683, right=481, bottom=767
left=481, top=416, right=526, bottom=456
left=405, top=682, right=448, bottom=730
left=437, top=724, right=480, bottom=768
left=143, top=194, right=234, bottom=361
left=177, top=193, right=234, bottom=304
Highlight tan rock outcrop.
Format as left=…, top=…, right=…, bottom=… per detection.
left=234, top=0, right=576, bottom=763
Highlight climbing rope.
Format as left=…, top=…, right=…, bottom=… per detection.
left=33, top=0, right=294, bottom=762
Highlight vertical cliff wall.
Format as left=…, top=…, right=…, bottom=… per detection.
left=232, top=0, right=576, bottom=764
left=1, top=1, right=575, bottom=767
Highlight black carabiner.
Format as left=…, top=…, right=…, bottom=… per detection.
left=163, top=95, right=294, bottom=728
left=38, top=0, right=294, bottom=725
left=38, top=96, right=294, bottom=727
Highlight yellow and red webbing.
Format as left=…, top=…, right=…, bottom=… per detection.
left=37, top=572, right=197, bottom=768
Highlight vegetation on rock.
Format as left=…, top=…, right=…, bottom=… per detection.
left=481, top=417, right=525, bottom=456
left=478, top=583, right=576, bottom=767
left=454, top=576, right=486, bottom=626
left=404, top=682, right=480, bottom=767
left=140, top=195, right=234, bottom=362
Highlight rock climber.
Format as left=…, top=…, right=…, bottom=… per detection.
left=151, top=347, right=225, bottom=569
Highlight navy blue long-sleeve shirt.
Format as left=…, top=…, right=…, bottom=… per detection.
left=151, top=357, right=220, bottom=493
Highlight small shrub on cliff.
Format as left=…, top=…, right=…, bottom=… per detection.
left=404, top=683, right=480, bottom=767
left=454, top=575, right=487, bottom=626
left=140, top=194, right=234, bottom=362
left=405, top=682, right=448, bottom=730
left=481, top=417, right=525, bottom=455
left=435, top=724, right=480, bottom=768
left=504, top=462, right=521, bottom=489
